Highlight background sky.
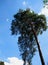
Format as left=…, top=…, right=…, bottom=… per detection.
left=0, top=0, right=48, bottom=65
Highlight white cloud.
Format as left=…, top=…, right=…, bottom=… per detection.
left=39, top=4, right=48, bottom=17
left=4, top=57, right=24, bottom=65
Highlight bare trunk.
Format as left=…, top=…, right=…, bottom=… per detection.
left=32, top=28, right=45, bottom=65
left=23, top=60, right=26, bottom=65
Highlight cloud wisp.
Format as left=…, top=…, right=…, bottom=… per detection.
left=22, top=1, right=33, bottom=12
left=22, top=1, right=27, bottom=6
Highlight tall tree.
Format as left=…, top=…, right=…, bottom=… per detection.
left=0, top=61, right=4, bottom=65
left=11, top=9, right=47, bottom=65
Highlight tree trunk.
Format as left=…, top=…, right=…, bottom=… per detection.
left=23, top=59, right=26, bottom=65
left=32, top=28, right=45, bottom=65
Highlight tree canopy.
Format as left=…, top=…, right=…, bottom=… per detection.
left=0, top=61, right=4, bottom=65
left=43, top=0, right=48, bottom=4
left=11, top=9, right=47, bottom=65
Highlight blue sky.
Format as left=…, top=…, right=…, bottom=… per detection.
left=0, top=0, right=48, bottom=65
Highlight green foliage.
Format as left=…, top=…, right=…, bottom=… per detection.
left=11, top=9, right=47, bottom=65
left=0, top=61, right=4, bottom=65
left=43, top=0, right=48, bottom=4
